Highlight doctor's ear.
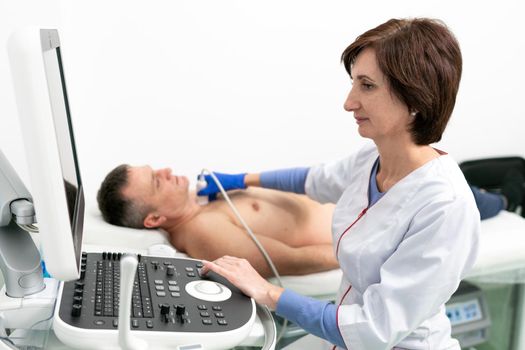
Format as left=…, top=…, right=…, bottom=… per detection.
left=144, top=213, right=165, bottom=228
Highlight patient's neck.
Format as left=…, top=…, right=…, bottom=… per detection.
left=162, top=192, right=202, bottom=232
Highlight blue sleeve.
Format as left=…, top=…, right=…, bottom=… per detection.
left=276, top=289, right=346, bottom=349
left=259, top=167, right=310, bottom=194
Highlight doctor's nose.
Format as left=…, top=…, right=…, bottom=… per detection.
left=343, top=89, right=359, bottom=112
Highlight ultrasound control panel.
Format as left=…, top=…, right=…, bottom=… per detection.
left=57, top=252, right=254, bottom=333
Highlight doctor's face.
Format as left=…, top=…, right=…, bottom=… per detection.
left=123, top=166, right=190, bottom=219
left=343, top=48, right=412, bottom=143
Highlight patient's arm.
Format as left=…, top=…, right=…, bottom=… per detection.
left=177, top=216, right=338, bottom=278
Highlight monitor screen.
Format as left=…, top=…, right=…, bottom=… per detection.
left=42, top=40, right=84, bottom=264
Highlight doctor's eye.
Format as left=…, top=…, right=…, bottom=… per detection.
left=361, top=82, right=374, bottom=90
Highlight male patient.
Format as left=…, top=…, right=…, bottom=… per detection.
left=97, top=165, right=338, bottom=278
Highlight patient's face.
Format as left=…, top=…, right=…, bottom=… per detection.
left=123, top=166, right=190, bottom=218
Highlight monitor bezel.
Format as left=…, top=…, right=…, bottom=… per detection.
left=8, top=28, right=84, bottom=281
left=43, top=31, right=85, bottom=267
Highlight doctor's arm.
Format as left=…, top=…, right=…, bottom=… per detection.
left=201, top=256, right=347, bottom=348
left=199, top=145, right=364, bottom=201
left=198, top=168, right=311, bottom=199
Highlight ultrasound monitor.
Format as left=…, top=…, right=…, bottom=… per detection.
left=8, top=28, right=84, bottom=281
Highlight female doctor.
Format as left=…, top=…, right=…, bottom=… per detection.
left=199, top=18, right=480, bottom=350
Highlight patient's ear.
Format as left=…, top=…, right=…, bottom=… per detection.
left=144, top=213, right=166, bottom=228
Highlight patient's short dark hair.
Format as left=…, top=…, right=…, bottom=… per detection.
left=97, top=164, right=149, bottom=229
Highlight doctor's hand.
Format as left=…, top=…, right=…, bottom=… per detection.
left=197, top=172, right=247, bottom=201
left=201, top=256, right=284, bottom=310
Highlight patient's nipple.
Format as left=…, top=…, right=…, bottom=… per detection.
left=251, top=202, right=260, bottom=212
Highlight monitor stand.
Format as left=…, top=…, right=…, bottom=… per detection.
left=0, top=149, right=44, bottom=298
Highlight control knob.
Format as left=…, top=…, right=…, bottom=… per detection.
left=160, top=303, right=171, bottom=323
left=175, top=304, right=186, bottom=323
left=71, top=304, right=82, bottom=317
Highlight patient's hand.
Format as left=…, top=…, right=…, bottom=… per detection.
left=201, top=256, right=284, bottom=309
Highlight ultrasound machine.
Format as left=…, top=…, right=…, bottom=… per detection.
left=0, top=28, right=276, bottom=349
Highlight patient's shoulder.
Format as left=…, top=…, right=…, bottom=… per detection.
left=168, top=214, right=214, bottom=252
left=174, top=213, right=231, bottom=256
left=177, top=211, right=229, bottom=236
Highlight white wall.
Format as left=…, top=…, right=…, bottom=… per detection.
left=1, top=0, right=524, bottom=204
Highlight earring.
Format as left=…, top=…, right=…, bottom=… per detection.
left=410, top=111, right=417, bottom=117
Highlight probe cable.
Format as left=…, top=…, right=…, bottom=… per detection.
left=201, top=169, right=289, bottom=343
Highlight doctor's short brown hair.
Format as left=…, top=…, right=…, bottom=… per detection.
left=341, top=18, right=462, bottom=145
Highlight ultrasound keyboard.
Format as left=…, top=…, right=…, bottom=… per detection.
left=54, top=252, right=256, bottom=349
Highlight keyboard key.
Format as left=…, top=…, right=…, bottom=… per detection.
left=90, top=255, right=158, bottom=323
left=133, top=308, right=143, bottom=318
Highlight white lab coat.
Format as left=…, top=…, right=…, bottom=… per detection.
left=305, top=143, right=480, bottom=350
